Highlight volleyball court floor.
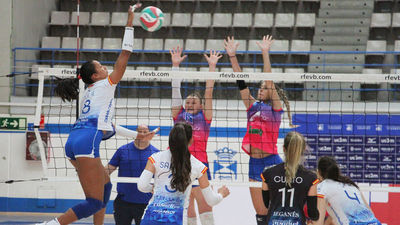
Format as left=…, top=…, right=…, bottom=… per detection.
left=0, top=213, right=115, bottom=225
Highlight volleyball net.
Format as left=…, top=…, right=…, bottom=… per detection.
left=33, top=67, right=400, bottom=192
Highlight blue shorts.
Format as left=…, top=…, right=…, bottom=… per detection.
left=249, top=154, right=283, bottom=181
left=65, top=128, right=103, bottom=160
left=141, top=220, right=180, bottom=225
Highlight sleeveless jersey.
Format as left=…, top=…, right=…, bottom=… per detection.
left=317, top=179, right=381, bottom=225
left=73, top=77, right=116, bottom=132
left=173, top=107, right=211, bottom=163
left=141, top=150, right=208, bottom=225
left=242, top=101, right=283, bottom=155
left=261, top=163, right=319, bottom=225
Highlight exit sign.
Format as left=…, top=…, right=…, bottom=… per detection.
left=0, top=117, right=27, bottom=130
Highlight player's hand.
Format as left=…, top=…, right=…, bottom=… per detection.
left=256, top=35, right=274, bottom=53
left=204, top=50, right=222, bottom=68
left=223, top=36, right=239, bottom=57
left=170, top=46, right=187, bottom=67
left=218, top=185, right=230, bottom=198
left=126, top=3, right=140, bottom=27
left=137, top=127, right=159, bottom=141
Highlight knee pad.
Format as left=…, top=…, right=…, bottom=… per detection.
left=71, top=197, right=103, bottom=219
left=199, top=212, right=214, bottom=225
left=256, top=214, right=268, bottom=225
left=103, top=182, right=112, bottom=208
left=187, top=217, right=198, bottom=225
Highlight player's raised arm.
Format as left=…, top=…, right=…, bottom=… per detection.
left=224, top=36, right=256, bottom=109
left=257, top=35, right=274, bottom=73
left=203, top=50, right=221, bottom=121
left=170, top=46, right=187, bottom=118
left=109, top=4, right=141, bottom=84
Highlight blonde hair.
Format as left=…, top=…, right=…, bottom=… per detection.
left=283, top=131, right=306, bottom=187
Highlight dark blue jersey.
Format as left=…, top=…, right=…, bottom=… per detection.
left=109, top=142, right=159, bottom=203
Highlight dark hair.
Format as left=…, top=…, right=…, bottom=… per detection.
left=169, top=122, right=192, bottom=192
left=318, top=156, right=358, bottom=188
left=54, top=61, right=96, bottom=102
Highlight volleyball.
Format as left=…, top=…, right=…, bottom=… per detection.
left=140, top=6, right=164, bottom=32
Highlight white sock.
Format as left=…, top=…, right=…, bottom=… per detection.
left=199, top=212, right=214, bottom=225
left=187, top=217, right=198, bottom=225
left=47, top=218, right=60, bottom=225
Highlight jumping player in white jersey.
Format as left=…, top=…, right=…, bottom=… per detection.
left=36, top=4, right=157, bottom=225
left=315, top=156, right=381, bottom=225
left=261, top=131, right=319, bottom=225
left=138, top=122, right=230, bottom=225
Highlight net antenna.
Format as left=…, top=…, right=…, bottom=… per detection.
left=36, top=67, right=400, bottom=193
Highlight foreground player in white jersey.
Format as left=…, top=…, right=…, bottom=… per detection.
left=138, top=122, right=230, bottom=225
left=37, top=4, right=156, bottom=225
left=315, top=156, right=381, bottom=225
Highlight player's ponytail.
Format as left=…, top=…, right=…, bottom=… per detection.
left=318, top=156, right=358, bottom=188
left=54, top=61, right=95, bottom=102
left=169, top=122, right=192, bottom=192
left=283, top=131, right=306, bottom=187
left=275, top=85, right=296, bottom=128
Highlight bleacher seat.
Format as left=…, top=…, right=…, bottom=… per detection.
left=206, top=39, right=224, bottom=51
left=70, top=12, right=90, bottom=25
left=366, top=40, right=387, bottom=54
left=41, top=37, right=61, bottom=48
left=390, top=68, right=399, bottom=74
left=295, top=13, right=315, bottom=27
left=285, top=68, right=305, bottom=73
left=133, top=38, right=143, bottom=50
left=144, top=39, right=163, bottom=51
left=82, top=38, right=102, bottom=49
left=362, top=68, right=383, bottom=74
left=185, top=39, right=205, bottom=51
left=233, top=13, right=252, bottom=27
left=236, top=40, right=247, bottom=52
left=212, top=13, right=232, bottom=27
left=164, top=39, right=184, bottom=50
left=290, top=40, right=311, bottom=53
left=199, top=67, right=210, bottom=72
left=395, top=40, right=400, bottom=52
left=370, top=13, right=391, bottom=27
left=220, top=67, right=233, bottom=72
left=111, top=12, right=127, bottom=26
left=103, top=38, right=121, bottom=50
left=91, top=12, right=110, bottom=26
left=254, top=14, right=273, bottom=28
left=192, top=13, right=212, bottom=27
left=271, top=68, right=284, bottom=73
left=157, top=67, right=171, bottom=72
left=392, top=13, right=400, bottom=27
left=136, top=66, right=155, bottom=71
left=62, top=37, right=80, bottom=49
left=172, top=13, right=191, bottom=27
left=163, top=13, right=171, bottom=27
left=249, top=40, right=288, bottom=52
left=242, top=67, right=262, bottom=72
left=274, top=13, right=295, bottom=27
left=270, top=40, right=290, bottom=52
left=50, top=11, right=69, bottom=25
left=133, top=13, right=141, bottom=26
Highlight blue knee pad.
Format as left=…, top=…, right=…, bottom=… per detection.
left=71, top=197, right=103, bottom=219
left=102, top=182, right=112, bottom=208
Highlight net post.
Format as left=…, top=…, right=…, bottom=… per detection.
left=34, top=70, right=48, bottom=177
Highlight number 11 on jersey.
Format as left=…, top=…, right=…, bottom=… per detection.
left=278, top=187, right=295, bottom=207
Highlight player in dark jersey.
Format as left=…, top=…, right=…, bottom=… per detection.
left=261, top=131, right=319, bottom=225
